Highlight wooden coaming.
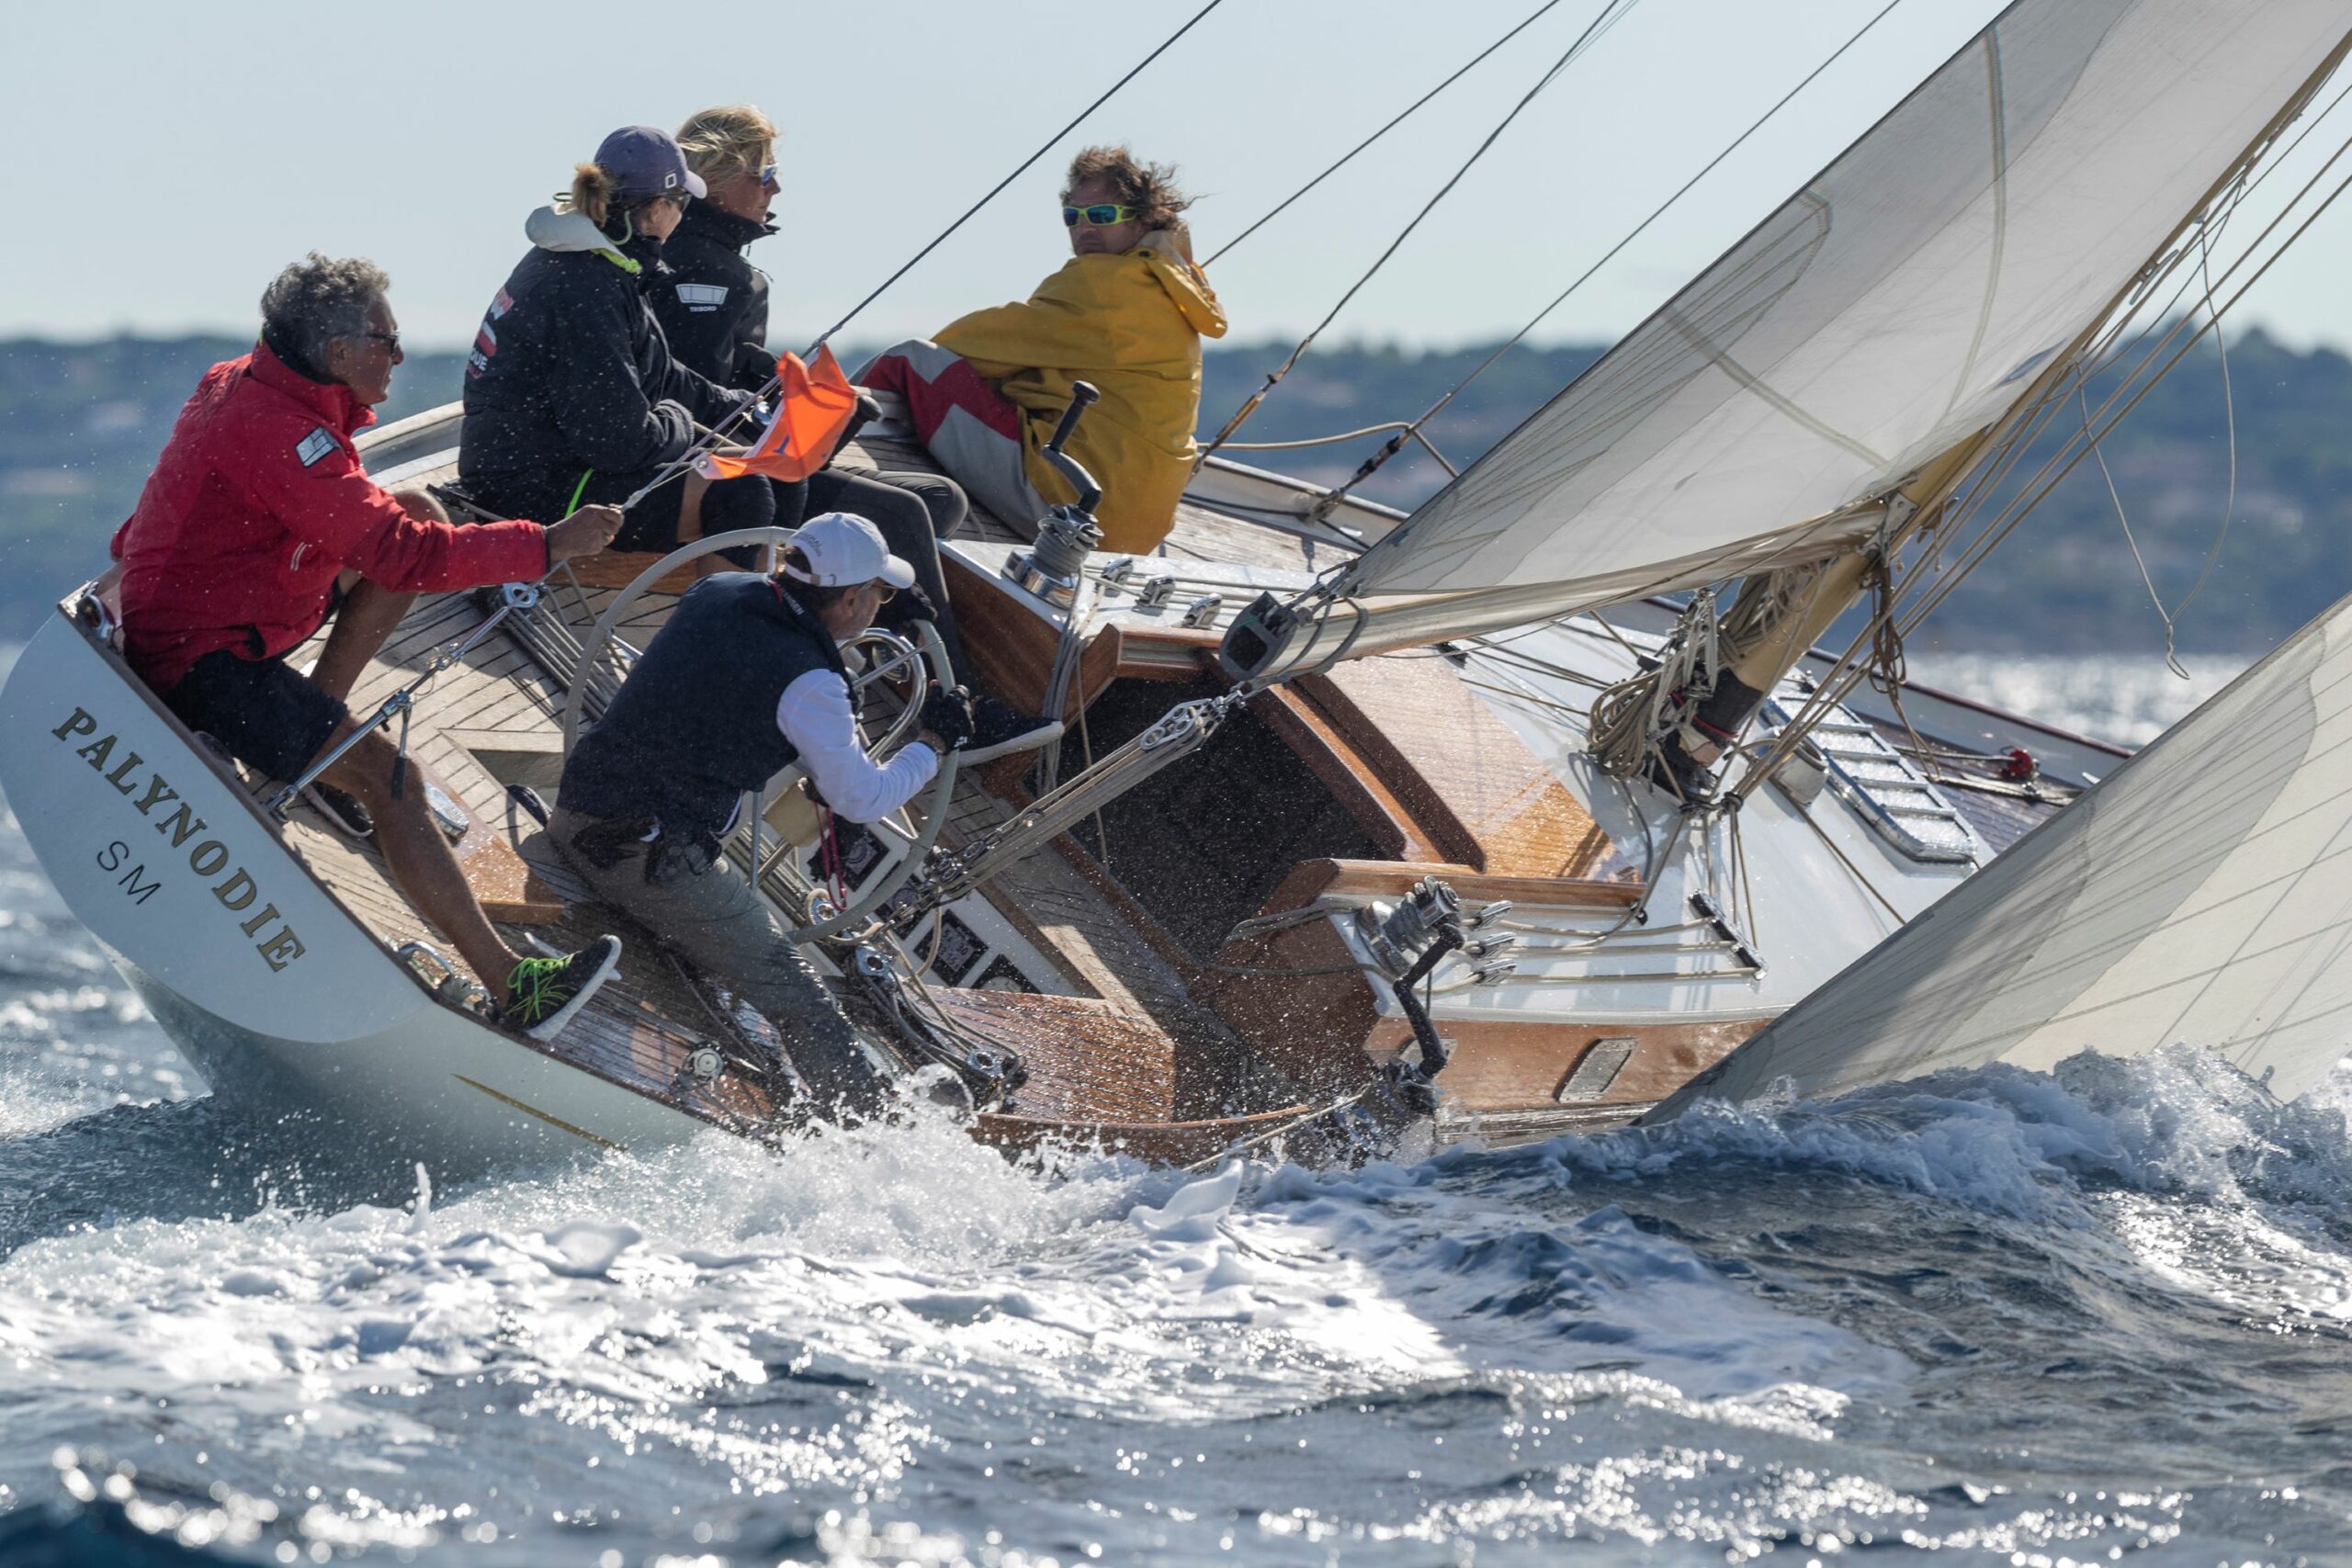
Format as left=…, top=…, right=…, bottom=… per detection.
left=1296, top=657, right=1612, bottom=877
left=1362, top=1015, right=1764, bottom=1118
left=1199, top=857, right=1653, bottom=1095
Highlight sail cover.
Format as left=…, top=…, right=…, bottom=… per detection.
left=1241, top=0, right=2352, bottom=674
left=1652, top=592, right=2352, bottom=1115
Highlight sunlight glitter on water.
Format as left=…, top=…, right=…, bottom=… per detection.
left=6, top=651, right=2352, bottom=1564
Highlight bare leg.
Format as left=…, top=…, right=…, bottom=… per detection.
left=309, top=578, right=415, bottom=704
left=680, top=473, right=733, bottom=578
left=305, top=488, right=445, bottom=703
left=316, top=725, right=522, bottom=1002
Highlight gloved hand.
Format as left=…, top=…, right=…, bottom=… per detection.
left=893, top=581, right=941, bottom=625
left=920, top=685, right=976, bottom=751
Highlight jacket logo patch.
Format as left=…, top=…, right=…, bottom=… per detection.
left=294, top=427, right=337, bottom=468
left=676, top=283, right=729, bottom=313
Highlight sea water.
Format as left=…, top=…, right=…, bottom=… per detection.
left=6, top=654, right=2350, bottom=1567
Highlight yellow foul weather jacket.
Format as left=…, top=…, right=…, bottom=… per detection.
left=934, top=245, right=1228, bottom=553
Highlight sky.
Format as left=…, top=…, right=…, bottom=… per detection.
left=6, top=0, right=2352, bottom=355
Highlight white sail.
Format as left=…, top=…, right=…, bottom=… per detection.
left=1651, top=592, right=2352, bottom=1115
left=1230, top=0, right=2352, bottom=678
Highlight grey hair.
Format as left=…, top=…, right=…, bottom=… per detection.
left=258, top=254, right=390, bottom=369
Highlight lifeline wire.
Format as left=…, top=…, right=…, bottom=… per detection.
left=1203, top=0, right=1576, bottom=267
left=1199, top=0, right=1643, bottom=460
left=808, top=0, right=1227, bottom=351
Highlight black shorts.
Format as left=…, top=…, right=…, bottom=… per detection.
left=165, top=649, right=348, bottom=784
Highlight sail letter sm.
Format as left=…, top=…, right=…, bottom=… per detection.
left=695, top=344, right=858, bottom=485
left=1238, top=0, right=2352, bottom=678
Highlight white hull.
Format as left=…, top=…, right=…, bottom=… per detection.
left=0, top=611, right=705, bottom=1171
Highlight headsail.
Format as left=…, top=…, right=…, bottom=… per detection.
left=1651, top=591, right=2352, bottom=1115
left=1224, top=0, right=2352, bottom=680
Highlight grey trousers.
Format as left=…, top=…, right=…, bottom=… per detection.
left=547, top=805, right=886, bottom=1114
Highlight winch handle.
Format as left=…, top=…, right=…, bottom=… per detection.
left=1040, top=381, right=1103, bottom=515
left=1046, top=379, right=1100, bottom=454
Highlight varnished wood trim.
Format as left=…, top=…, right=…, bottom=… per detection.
left=1247, top=688, right=1435, bottom=863
left=1362, top=1016, right=1765, bottom=1115
left=972, top=1102, right=1319, bottom=1163
left=1261, top=857, right=1645, bottom=913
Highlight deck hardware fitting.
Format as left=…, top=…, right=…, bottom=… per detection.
left=1688, top=890, right=1765, bottom=976
left=1181, top=593, right=1226, bottom=628
left=1556, top=1037, right=1638, bottom=1102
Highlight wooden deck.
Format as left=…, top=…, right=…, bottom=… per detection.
left=271, top=428, right=1355, bottom=1134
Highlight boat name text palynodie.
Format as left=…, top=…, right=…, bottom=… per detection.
left=50, top=707, right=309, bottom=972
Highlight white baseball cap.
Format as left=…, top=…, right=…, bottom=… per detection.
left=783, top=512, right=917, bottom=591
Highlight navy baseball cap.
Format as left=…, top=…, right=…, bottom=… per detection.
left=593, top=126, right=708, bottom=200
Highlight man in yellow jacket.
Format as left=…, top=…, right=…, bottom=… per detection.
left=859, top=146, right=1228, bottom=555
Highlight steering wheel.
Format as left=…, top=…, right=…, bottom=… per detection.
left=838, top=626, right=931, bottom=759
left=556, top=525, right=961, bottom=944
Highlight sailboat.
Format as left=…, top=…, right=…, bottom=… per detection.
left=4, top=0, right=2348, bottom=1169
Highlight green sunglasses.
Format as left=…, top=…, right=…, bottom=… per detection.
left=1062, top=203, right=1140, bottom=228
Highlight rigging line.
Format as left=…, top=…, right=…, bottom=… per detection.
left=2162, top=234, right=2243, bottom=651
left=1320, top=0, right=1909, bottom=502
left=1197, top=0, right=1642, bottom=460
left=1746, top=116, right=2352, bottom=786
left=1781, top=156, right=2352, bottom=795
left=1203, top=0, right=1576, bottom=267
left=807, top=0, right=1227, bottom=351
left=2085, top=384, right=2191, bottom=680
left=1946, top=69, right=2352, bottom=550
left=1904, top=144, right=2352, bottom=649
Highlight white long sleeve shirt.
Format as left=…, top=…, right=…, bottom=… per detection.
left=775, top=668, right=939, bottom=822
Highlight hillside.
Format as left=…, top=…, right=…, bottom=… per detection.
left=2, top=330, right=2343, bottom=654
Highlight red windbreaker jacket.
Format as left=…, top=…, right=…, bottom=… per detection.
left=111, top=343, right=548, bottom=692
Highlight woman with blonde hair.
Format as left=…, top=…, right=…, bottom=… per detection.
left=859, top=144, right=1228, bottom=555
left=651, top=105, right=1056, bottom=759
left=458, top=125, right=772, bottom=556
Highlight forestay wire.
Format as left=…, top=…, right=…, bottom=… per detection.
left=807, top=0, right=1228, bottom=353
left=1198, top=0, right=1645, bottom=462
left=1203, top=0, right=1577, bottom=268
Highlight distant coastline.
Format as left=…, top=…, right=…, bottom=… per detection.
left=2, top=330, right=2336, bottom=653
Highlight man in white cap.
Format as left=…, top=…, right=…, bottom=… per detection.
left=550, top=513, right=1051, bottom=1114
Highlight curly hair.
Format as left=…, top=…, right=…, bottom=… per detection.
left=1062, top=144, right=1193, bottom=231
left=258, top=254, right=389, bottom=372
left=677, top=104, right=777, bottom=187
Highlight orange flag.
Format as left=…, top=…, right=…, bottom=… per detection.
left=695, top=344, right=858, bottom=485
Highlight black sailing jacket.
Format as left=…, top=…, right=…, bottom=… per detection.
left=458, top=207, right=750, bottom=520
left=650, top=201, right=778, bottom=394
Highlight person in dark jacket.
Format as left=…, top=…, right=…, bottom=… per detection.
left=549, top=513, right=987, bottom=1117
left=660, top=106, right=1056, bottom=756
left=458, top=126, right=770, bottom=556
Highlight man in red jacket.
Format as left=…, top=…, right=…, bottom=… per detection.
left=109, top=254, right=627, bottom=1038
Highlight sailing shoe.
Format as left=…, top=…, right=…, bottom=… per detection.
left=501, top=935, right=623, bottom=1041
left=303, top=781, right=376, bottom=840
left=959, top=696, right=1065, bottom=765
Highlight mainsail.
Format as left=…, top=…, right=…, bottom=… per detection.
left=1224, top=0, right=2352, bottom=680
left=1651, top=591, right=2352, bottom=1114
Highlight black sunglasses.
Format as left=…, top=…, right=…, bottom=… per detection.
left=360, top=330, right=401, bottom=355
